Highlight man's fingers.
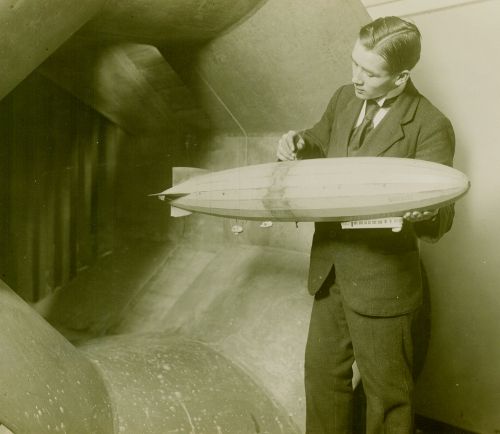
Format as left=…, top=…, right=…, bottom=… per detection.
left=424, top=209, right=439, bottom=218
left=285, top=131, right=297, bottom=151
left=295, top=136, right=305, bottom=151
left=277, top=150, right=296, bottom=161
left=403, top=209, right=439, bottom=222
left=277, top=142, right=295, bottom=161
left=287, top=130, right=306, bottom=152
left=403, top=211, right=422, bottom=221
left=277, top=131, right=300, bottom=161
left=276, top=149, right=286, bottom=161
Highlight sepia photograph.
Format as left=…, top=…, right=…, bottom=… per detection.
left=0, top=0, right=497, bottom=433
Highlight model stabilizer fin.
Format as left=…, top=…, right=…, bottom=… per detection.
left=171, top=206, right=192, bottom=217
left=150, top=167, right=210, bottom=217
left=149, top=167, right=210, bottom=201
left=170, top=167, right=209, bottom=217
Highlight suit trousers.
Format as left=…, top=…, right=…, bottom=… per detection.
left=304, top=269, right=416, bottom=434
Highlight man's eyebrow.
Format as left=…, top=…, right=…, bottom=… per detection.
left=351, top=56, right=377, bottom=75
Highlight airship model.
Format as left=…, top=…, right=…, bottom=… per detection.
left=152, top=157, right=470, bottom=227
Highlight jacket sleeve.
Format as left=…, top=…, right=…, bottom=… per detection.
left=413, top=114, right=456, bottom=243
left=297, top=87, right=344, bottom=159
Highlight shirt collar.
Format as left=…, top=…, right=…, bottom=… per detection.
left=374, top=82, right=407, bottom=107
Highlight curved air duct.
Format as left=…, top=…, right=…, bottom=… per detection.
left=0, top=0, right=105, bottom=100
left=80, top=0, right=266, bottom=43
left=0, top=279, right=298, bottom=433
left=0, top=0, right=264, bottom=100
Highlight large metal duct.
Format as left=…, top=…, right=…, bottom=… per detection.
left=0, top=0, right=264, bottom=101
left=0, top=280, right=113, bottom=434
left=0, top=278, right=299, bottom=433
left=79, top=0, right=265, bottom=43
left=0, top=0, right=105, bottom=100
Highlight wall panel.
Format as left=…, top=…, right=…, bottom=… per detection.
left=362, top=1, right=500, bottom=432
left=0, top=73, right=118, bottom=301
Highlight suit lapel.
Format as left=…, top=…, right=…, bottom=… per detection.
left=352, top=80, right=421, bottom=157
left=328, top=95, right=363, bottom=157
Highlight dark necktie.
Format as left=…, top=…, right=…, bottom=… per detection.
left=348, top=99, right=380, bottom=151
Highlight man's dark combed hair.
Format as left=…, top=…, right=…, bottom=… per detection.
left=359, top=16, right=421, bottom=73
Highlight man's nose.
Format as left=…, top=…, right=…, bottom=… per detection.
left=352, top=72, right=363, bottom=85
left=352, top=65, right=363, bottom=85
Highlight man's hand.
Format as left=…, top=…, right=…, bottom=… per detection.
left=403, top=209, right=439, bottom=223
left=277, top=130, right=305, bottom=161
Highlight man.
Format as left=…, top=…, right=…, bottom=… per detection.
left=276, top=16, right=455, bottom=434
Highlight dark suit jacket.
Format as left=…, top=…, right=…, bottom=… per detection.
left=300, top=81, right=455, bottom=317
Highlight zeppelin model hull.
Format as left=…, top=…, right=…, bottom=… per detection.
left=154, top=157, right=470, bottom=222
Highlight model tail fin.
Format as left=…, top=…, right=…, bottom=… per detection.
left=170, top=206, right=192, bottom=217
left=150, top=167, right=210, bottom=218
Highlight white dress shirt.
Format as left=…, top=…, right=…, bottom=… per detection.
left=354, top=83, right=407, bottom=128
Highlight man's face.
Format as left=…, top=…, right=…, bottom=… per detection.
left=351, top=39, right=400, bottom=100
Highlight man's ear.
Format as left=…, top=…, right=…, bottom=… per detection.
left=395, top=70, right=411, bottom=86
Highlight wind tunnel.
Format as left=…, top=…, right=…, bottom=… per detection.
left=0, top=0, right=105, bottom=100
left=0, top=280, right=296, bottom=433
left=0, top=1, right=374, bottom=433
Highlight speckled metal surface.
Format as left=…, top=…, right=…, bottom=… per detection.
left=0, top=280, right=114, bottom=434
left=1, top=275, right=300, bottom=434
left=81, top=334, right=300, bottom=434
